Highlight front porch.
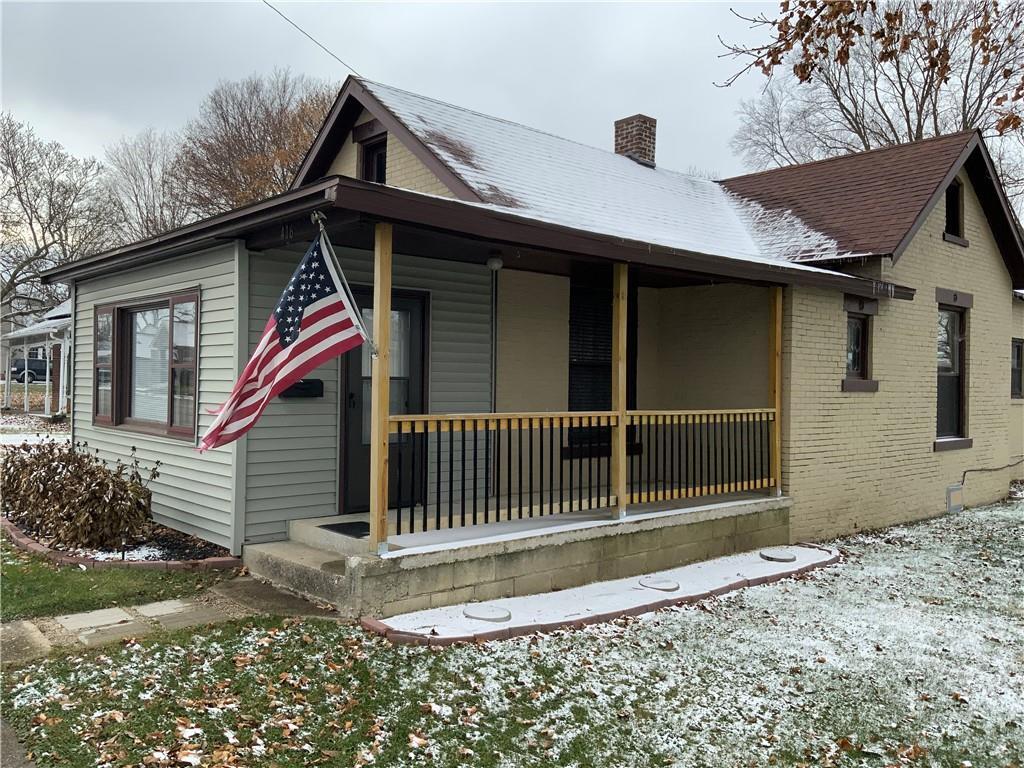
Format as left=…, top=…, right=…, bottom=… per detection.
left=242, top=210, right=789, bottom=612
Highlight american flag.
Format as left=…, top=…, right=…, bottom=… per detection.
left=198, top=236, right=366, bottom=452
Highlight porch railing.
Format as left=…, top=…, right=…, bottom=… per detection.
left=387, top=407, right=777, bottom=535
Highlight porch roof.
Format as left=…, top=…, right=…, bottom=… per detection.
left=42, top=175, right=914, bottom=300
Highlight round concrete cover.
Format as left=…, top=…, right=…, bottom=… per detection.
left=463, top=604, right=512, bottom=623
left=639, top=576, right=680, bottom=592
left=760, top=548, right=797, bottom=563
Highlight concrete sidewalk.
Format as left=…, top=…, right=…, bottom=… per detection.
left=0, top=577, right=335, bottom=666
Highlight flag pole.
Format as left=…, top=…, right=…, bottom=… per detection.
left=312, top=211, right=378, bottom=357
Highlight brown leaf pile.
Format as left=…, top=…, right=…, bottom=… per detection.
left=1, top=438, right=159, bottom=549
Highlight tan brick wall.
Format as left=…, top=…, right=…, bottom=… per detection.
left=783, top=172, right=1016, bottom=540
left=1012, top=299, right=1024, bottom=478
left=646, top=284, right=771, bottom=409
left=495, top=270, right=569, bottom=411
left=325, top=110, right=455, bottom=198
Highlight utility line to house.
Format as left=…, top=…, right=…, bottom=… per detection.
left=260, top=0, right=362, bottom=77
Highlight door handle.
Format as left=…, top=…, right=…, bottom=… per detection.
left=348, top=392, right=356, bottom=408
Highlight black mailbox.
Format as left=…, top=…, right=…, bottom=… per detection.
left=279, top=379, right=324, bottom=399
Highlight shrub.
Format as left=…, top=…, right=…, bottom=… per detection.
left=1, top=439, right=160, bottom=550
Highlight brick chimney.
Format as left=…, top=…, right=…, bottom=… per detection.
left=614, top=114, right=656, bottom=167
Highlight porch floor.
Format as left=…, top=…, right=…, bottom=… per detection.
left=289, top=490, right=777, bottom=556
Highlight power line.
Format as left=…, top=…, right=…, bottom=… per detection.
left=261, top=0, right=362, bottom=76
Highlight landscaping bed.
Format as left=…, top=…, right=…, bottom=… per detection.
left=1, top=518, right=239, bottom=571
left=3, top=499, right=1022, bottom=767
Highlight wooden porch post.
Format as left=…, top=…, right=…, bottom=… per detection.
left=369, top=222, right=393, bottom=554
left=611, top=262, right=628, bottom=518
left=769, top=286, right=783, bottom=494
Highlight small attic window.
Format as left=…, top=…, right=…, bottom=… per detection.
left=944, top=178, right=967, bottom=245
left=360, top=137, right=387, bottom=184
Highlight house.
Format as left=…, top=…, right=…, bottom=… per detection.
left=42, top=77, right=1024, bottom=617
left=2, top=299, right=72, bottom=415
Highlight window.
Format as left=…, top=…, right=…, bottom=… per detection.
left=846, top=314, right=869, bottom=379
left=944, top=178, right=967, bottom=244
left=93, top=291, right=198, bottom=438
left=842, top=296, right=878, bottom=392
left=566, top=267, right=637, bottom=453
left=1013, top=338, right=1023, bottom=399
left=936, top=306, right=966, bottom=438
left=360, top=137, right=387, bottom=184
left=359, top=306, right=411, bottom=444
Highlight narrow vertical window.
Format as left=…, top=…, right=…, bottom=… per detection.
left=945, top=178, right=963, bottom=239
left=360, top=137, right=387, bottom=184
left=170, top=297, right=198, bottom=433
left=845, top=314, right=869, bottom=379
left=1012, top=338, right=1023, bottom=399
left=937, top=307, right=966, bottom=437
left=94, top=308, right=113, bottom=423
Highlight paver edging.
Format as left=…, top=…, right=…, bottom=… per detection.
left=0, top=518, right=241, bottom=571
left=361, top=544, right=842, bottom=645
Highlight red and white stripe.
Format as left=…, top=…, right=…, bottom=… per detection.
left=198, top=269, right=365, bottom=452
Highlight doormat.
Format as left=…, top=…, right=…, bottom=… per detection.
left=320, top=521, right=371, bottom=539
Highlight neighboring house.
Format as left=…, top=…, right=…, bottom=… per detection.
left=2, top=300, right=72, bottom=414
left=42, top=77, right=1024, bottom=616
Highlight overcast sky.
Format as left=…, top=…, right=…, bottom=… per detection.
left=1, top=1, right=774, bottom=178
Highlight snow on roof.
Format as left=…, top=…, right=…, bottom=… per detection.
left=4, top=315, right=71, bottom=341
left=360, top=79, right=863, bottom=269
left=43, top=300, right=71, bottom=320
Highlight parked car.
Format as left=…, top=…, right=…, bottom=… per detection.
left=9, top=358, right=51, bottom=384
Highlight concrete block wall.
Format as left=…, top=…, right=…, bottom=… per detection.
left=356, top=501, right=790, bottom=618
left=782, top=172, right=1017, bottom=540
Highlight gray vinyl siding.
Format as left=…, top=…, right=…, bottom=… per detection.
left=243, top=246, right=493, bottom=543
left=71, top=244, right=241, bottom=549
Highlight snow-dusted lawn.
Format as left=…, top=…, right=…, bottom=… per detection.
left=4, top=500, right=1023, bottom=767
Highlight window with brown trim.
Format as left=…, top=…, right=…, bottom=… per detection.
left=937, top=305, right=967, bottom=438
left=1012, top=338, right=1023, bottom=399
left=360, top=137, right=387, bottom=184
left=944, top=178, right=968, bottom=245
left=845, top=313, right=869, bottom=379
left=93, top=291, right=199, bottom=438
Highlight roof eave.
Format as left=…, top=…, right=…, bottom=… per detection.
left=41, top=179, right=342, bottom=284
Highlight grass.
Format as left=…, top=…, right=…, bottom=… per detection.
left=0, top=534, right=226, bottom=620
left=3, top=500, right=1023, bottom=767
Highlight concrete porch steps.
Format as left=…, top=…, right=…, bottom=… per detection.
left=243, top=541, right=357, bottom=612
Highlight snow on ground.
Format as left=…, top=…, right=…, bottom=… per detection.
left=386, top=544, right=836, bottom=638
left=4, top=499, right=1023, bottom=767
left=0, top=432, right=69, bottom=446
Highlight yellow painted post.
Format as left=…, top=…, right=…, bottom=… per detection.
left=369, top=222, right=393, bottom=554
left=768, top=287, right=783, bottom=493
left=610, top=263, right=628, bottom=518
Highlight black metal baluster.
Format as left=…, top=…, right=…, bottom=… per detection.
left=517, top=418, right=523, bottom=518
left=448, top=420, right=454, bottom=529
left=460, top=421, right=466, bottom=528
left=568, top=418, right=574, bottom=512
left=538, top=419, right=544, bottom=516
left=485, top=422, right=491, bottom=524
left=473, top=422, right=479, bottom=526
left=529, top=418, right=535, bottom=517
left=435, top=422, right=441, bottom=530
left=507, top=418, right=513, bottom=520
left=548, top=420, right=554, bottom=516
left=422, top=427, right=428, bottom=532
left=396, top=421, right=404, bottom=535
left=559, top=420, right=565, bottom=514
left=586, top=416, right=593, bottom=509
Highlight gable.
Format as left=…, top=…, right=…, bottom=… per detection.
left=322, top=107, right=457, bottom=199
left=292, top=77, right=478, bottom=201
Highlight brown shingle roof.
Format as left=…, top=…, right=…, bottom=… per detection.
left=719, top=131, right=977, bottom=260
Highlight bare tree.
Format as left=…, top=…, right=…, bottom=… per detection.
left=724, top=1, right=1024, bottom=200
left=104, top=128, right=194, bottom=242
left=1, top=113, right=116, bottom=327
left=172, top=68, right=337, bottom=216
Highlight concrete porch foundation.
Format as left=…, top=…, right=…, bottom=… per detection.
left=243, top=496, right=791, bottom=619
